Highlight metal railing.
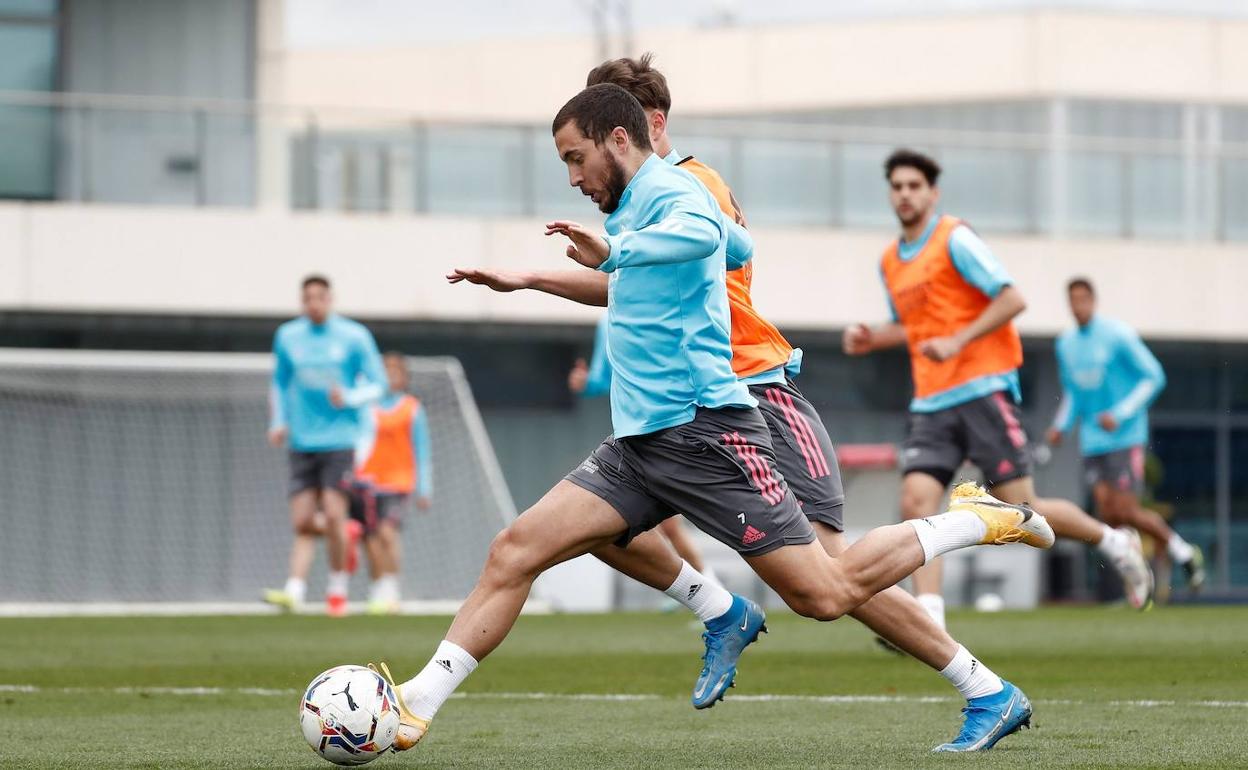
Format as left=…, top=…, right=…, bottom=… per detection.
left=1, top=89, right=1246, bottom=241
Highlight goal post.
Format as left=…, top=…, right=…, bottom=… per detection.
left=0, top=348, right=516, bottom=609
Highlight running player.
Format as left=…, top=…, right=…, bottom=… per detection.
left=452, top=53, right=1041, bottom=727
left=374, top=84, right=1053, bottom=754
left=350, top=351, right=434, bottom=615
left=1046, top=277, right=1204, bottom=589
left=844, top=149, right=1155, bottom=621
left=264, top=275, right=386, bottom=617
left=569, top=313, right=723, bottom=587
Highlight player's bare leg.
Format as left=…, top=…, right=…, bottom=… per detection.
left=992, top=476, right=1154, bottom=608
left=1093, top=482, right=1203, bottom=590
left=265, top=489, right=321, bottom=611
left=657, top=517, right=707, bottom=573
left=900, top=471, right=948, bottom=627
left=375, top=481, right=628, bottom=749
left=366, top=521, right=403, bottom=614
left=319, top=487, right=351, bottom=616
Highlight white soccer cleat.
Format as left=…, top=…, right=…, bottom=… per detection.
left=1113, top=527, right=1155, bottom=611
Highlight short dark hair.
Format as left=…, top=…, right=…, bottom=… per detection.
left=885, top=149, right=942, bottom=186
left=551, top=83, right=653, bottom=151
left=302, top=274, right=330, bottom=291
left=1067, top=277, right=1095, bottom=296
left=585, top=53, right=671, bottom=114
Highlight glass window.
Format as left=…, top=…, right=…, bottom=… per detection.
left=737, top=138, right=835, bottom=226
left=1069, top=101, right=1183, bottom=140
left=1151, top=345, right=1221, bottom=414
left=1129, top=155, right=1184, bottom=239
left=1221, top=158, right=1248, bottom=242
left=0, top=22, right=56, bottom=198
left=425, top=126, right=528, bottom=217
left=1067, top=152, right=1125, bottom=237
left=1231, top=429, right=1248, bottom=588
left=840, top=142, right=896, bottom=230
left=0, top=0, right=56, bottom=17
left=938, top=147, right=1039, bottom=233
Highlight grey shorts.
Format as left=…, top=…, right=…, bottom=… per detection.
left=565, top=407, right=816, bottom=556
left=1084, top=446, right=1145, bottom=496
left=901, top=391, right=1033, bottom=488
left=349, top=484, right=410, bottom=534
left=287, top=449, right=355, bottom=497
left=750, top=380, right=845, bottom=531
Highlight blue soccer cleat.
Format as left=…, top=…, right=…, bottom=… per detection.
left=691, top=594, right=766, bottom=709
left=933, top=680, right=1033, bottom=752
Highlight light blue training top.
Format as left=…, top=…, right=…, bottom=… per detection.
left=597, top=152, right=756, bottom=438
left=1053, top=314, right=1167, bottom=457
left=270, top=314, right=386, bottom=452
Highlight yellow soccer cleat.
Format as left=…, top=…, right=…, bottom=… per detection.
left=948, top=482, right=1055, bottom=549
left=262, top=588, right=297, bottom=612
left=367, top=599, right=400, bottom=616
left=369, top=662, right=430, bottom=752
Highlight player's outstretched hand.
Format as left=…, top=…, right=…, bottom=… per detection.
left=843, top=323, right=873, bottom=355
left=545, top=220, right=609, bottom=268
left=447, top=268, right=533, bottom=292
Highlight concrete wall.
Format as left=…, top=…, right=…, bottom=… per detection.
left=1, top=201, right=1245, bottom=341
left=277, top=11, right=1248, bottom=123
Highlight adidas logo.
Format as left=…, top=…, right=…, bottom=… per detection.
left=580, top=460, right=600, bottom=475
left=970, top=659, right=979, bottom=675
left=687, top=584, right=702, bottom=601
left=742, top=525, right=767, bottom=546
left=436, top=659, right=453, bottom=674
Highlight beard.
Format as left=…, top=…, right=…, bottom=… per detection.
left=598, top=153, right=629, bottom=214
left=896, top=207, right=924, bottom=228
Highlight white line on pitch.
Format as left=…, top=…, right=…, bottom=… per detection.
left=1, top=684, right=1245, bottom=709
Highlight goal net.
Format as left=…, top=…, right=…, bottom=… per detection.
left=0, top=349, right=515, bottom=608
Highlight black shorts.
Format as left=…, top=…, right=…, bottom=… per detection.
left=901, top=391, right=1033, bottom=488
left=565, top=407, right=815, bottom=556
left=349, top=484, right=410, bottom=535
left=287, top=449, right=355, bottom=497
left=750, top=380, right=845, bottom=531
left=1084, top=446, right=1145, bottom=496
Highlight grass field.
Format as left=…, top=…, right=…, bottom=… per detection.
left=1, top=606, right=1246, bottom=768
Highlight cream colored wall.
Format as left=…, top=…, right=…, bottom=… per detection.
left=2, top=202, right=1244, bottom=341
left=277, top=12, right=1248, bottom=123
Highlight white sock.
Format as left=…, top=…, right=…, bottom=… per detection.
left=701, top=563, right=722, bottom=587
left=400, top=640, right=478, bottom=721
left=1096, top=525, right=1129, bottom=561
left=1167, top=533, right=1195, bottom=564
left=326, top=570, right=349, bottom=598
left=908, top=512, right=988, bottom=563
left=283, top=577, right=307, bottom=604
left=663, top=561, right=734, bottom=623
left=368, top=579, right=384, bottom=604
left=940, top=645, right=1004, bottom=701
left=378, top=574, right=400, bottom=603
left=916, top=593, right=947, bottom=630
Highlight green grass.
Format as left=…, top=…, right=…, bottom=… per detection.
left=1, top=606, right=1246, bottom=768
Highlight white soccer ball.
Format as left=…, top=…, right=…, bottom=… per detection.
left=299, top=665, right=401, bottom=766
left=974, top=593, right=1006, bottom=613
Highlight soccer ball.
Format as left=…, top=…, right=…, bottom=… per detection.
left=299, top=665, right=401, bottom=766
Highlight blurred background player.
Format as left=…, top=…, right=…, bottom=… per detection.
left=568, top=313, right=722, bottom=587
left=349, top=351, right=434, bottom=614
left=1047, top=277, right=1204, bottom=591
left=265, top=274, right=386, bottom=616
left=844, top=149, right=1154, bottom=624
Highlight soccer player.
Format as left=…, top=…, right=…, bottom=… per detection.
left=844, top=149, right=1155, bottom=622
left=350, top=351, right=434, bottom=615
left=375, top=84, right=1054, bottom=754
left=1047, top=278, right=1204, bottom=589
left=264, top=275, right=386, bottom=617
left=569, top=313, right=722, bottom=586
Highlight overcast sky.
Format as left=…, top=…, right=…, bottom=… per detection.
left=286, top=0, right=1248, bottom=48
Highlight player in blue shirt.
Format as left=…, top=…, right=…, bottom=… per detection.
left=264, top=274, right=386, bottom=617
left=1047, top=277, right=1204, bottom=589
left=373, top=84, right=1054, bottom=755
